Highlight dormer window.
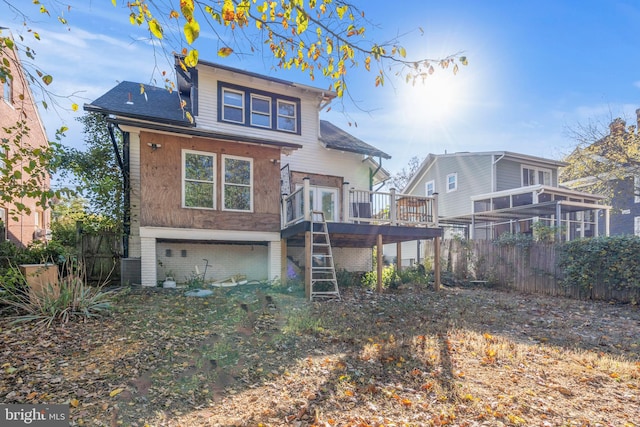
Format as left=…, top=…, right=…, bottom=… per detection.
left=218, top=82, right=300, bottom=134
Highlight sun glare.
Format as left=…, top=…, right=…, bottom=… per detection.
left=397, top=72, right=465, bottom=124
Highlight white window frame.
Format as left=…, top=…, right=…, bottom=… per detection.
left=2, top=77, right=12, bottom=106
left=250, top=94, right=271, bottom=128
left=276, top=99, right=297, bottom=132
left=222, top=154, right=253, bottom=212
left=182, top=149, right=216, bottom=209
left=634, top=175, right=640, bottom=203
left=635, top=216, right=640, bottom=236
left=522, top=165, right=552, bottom=186
left=425, top=180, right=435, bottom=196
left=446, top=173, right=457, bottom=193
left=222, top=88, right=245, bottom=124
left=295, top=184, right=339, bottom=221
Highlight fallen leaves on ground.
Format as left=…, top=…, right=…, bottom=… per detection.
left=1, top=284, right=639, bottom=426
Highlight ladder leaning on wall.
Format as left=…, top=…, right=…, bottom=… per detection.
left=309, top=211, right=341, bottom=301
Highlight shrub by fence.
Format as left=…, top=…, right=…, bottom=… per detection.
left=422, top=238, right=640, bottom=303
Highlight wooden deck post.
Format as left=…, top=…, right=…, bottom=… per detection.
left=433, top=236, right=441, bottom=291
left=396, top=242, right=402, bottom=272
left=281, top=239, right=288, bottom=287
left=305, top=230, right=312, bottom=300
left=377, top=233, right=383, bottom=293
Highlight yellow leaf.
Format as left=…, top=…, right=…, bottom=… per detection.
left=184, top=49, right=198, bottom=68
left=42, top=75, right=53, bottom=85
left=70, top=399, right=79, bottom=408
left=218, top=47, right=233, bottom=58
left=139, top=84, right=145, bottom=95
left=149, top=18, right=163, bottom=39
left=399, top=46, right=406, bottom=58
left=111, top=0, right=116, bottom=6
left=483, top=332, right=493, bottom=341
left=184, top=20, right=200, bottom=45
left=71, top=103, right=78, bottom=112
left=109, top=388, right=124, bottom=397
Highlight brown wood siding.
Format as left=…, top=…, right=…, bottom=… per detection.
left=139, top=131, right=281, bottom=231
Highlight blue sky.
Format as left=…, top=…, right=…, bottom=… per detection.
left=3, top=0, right=640, bottom=180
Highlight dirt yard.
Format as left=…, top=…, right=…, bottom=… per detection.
left=1, top=283, right=639, bottom=426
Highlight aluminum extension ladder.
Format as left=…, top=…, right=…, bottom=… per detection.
left=310, top=211, right=341, bottom=301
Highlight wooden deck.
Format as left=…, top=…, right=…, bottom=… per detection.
left=281, top=221, right=442, bottom=247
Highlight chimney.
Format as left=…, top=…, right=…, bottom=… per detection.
left=609, top=118, right=626, bottom=136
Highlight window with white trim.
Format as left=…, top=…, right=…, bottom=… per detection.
left=635, top=216, right=640, bottom=236
left=634, top=175, right=640, bottom=203
left=277, top=100, right=297, bottom=132
left=222, top=155, right=253, bottom=212
left=218, top=82, right=300, bottom=134
left=446, top=173, right=457, bottom=192
left=2, top=77, right=12, bottom=105
left=522, top=165, right=551, bottom=186
left=222, top=88, right=244, bottom=123
left=425, top=180, right=435, bottom=196
left=183, top=150, right=216, bottom=209
left=250, top=94, right=271, bottom=128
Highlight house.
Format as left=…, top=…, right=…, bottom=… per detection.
left=0, top=31, right=51, bottom=247
left=84, top=56, right=442, bottom=296
left=390, top=151, right=610, bottom=266
left=562, top=113, right=640, bottom=236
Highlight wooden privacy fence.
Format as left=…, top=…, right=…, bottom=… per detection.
left=77, top=228, right=122, bottom=285
left=422, top=239, right=640, bottom=303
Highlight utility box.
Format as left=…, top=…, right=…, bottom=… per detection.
left=19, top=264, right=59, bottom=300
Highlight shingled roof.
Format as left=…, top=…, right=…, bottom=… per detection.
left=319, top=120, right=391, bottom=159
left=84, top=81, right=193, bottom=127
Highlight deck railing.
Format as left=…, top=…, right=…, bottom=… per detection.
left=281, top=178, right=438, bottom=228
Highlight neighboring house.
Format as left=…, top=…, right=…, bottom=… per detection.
left=84, top=57, right=441, bottom=293
left=562, top=114, right=640, bottom=236
left=389, top=151, right=609, bottom=266
left=0, top=32, right=51, bottom=247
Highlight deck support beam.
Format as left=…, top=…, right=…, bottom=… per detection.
left=377, top=233, right=383, bottom=293
left=281, top=239, right=287, bottom=287
left=434, top=236, right=441, bottom=291
left=305, top=230, right=312, bottom=300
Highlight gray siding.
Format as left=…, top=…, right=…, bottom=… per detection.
left=496, top=159, right=522, bottom=191
left=420, top=154, right=494, bottom=218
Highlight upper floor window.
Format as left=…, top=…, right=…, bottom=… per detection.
left=223, top=155, right=253, bottom=212
left=250, top=95, right=271, bottom=128
left=218, top=82, right=300, bottom=134
left=522, top=165, right=551, bottom=186
left=222, top=88, right=244, bottom=123
left=2, top=77, right=12, bottom=106
left=425, top=180, right=435, bottom=196
left=277, top=100, right=297, bottom=132
left=183, top=150, right=216, bottom=209
left=446, top=173, right=457, bottom=192
left=634, top=175, right=640, bottom=204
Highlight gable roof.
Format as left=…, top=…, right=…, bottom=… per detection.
left=404, top=151, right=567, bottom=193
left=319, top=120, right=391, bottom=159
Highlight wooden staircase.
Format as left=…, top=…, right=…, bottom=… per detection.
left=310, top=211, right=340, bottom=301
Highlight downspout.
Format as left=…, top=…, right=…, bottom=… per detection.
left=370, top=155, right=384, bottom=192
left=107, top=121, right=130, bottom=259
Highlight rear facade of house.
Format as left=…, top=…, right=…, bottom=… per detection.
left=85, top=58, right=395, bottom=287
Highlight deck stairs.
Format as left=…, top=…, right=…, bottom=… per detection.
left=310, top=211, right=340, bottom=301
